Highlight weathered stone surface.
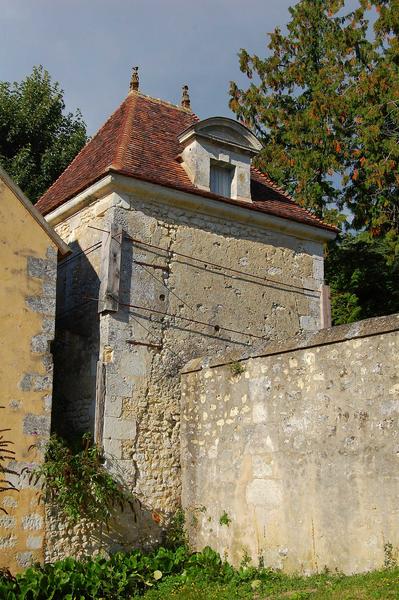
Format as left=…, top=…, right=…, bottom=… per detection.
left=25, top=295, right=56, bottom=315
left=49, top=187, right=327, bottom=558
left=16, top=552, right=33, bottom=568
left=103, top=416, right=136, bottom=440
left=0, top=535, right=17, bottom=549
left=31, top=333, right=49, bottom=354
left=27, top=255, right=57, bottom=281
left=181, top=314, right=399, bottom=574
left=23, top=414, right=51, bottom=436
left=0, top=516, right=16, bottom=530
left=22, top=514, right=44, bottom=531
left=27, top=536, right=43, bottom=550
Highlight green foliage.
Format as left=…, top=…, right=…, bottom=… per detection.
left=230, top=362, right=245, bottom=377
left=0, top=546, right=397, bottom=599
left=0, top=546, right=249, bottom=599
left=230, top=0, right=399, bottom=236
left=0, top=65, right=87, bottom=202
left=31, top=434, right=135, bottom=525
left=384, top=542, right=397, bottom=569
left=164, top=509, right=188, bottom=550
left=219, top=512, right=232, bottom=527
left=326, top=232, right=399, bottom=324
left=345, top=0, right=399, bottom=235
left=0, top=407, right=17, bottom=514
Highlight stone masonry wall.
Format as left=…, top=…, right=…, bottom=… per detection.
left=181, top=313, right=399, bottom=575
left=48, top=187, right=326, bottom=558
left=0, top=186, right=58, bottom=572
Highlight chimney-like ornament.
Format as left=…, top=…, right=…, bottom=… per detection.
left=130, top=67, right=139, bottom=92
left=181, top=85, right=190, bottom=109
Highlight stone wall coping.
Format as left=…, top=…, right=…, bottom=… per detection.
left=181, top=312, right=399, bottom=375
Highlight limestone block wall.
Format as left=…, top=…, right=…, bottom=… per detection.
left=49, top=184, right=326, bottom=557
left=0, top=188, right=59, bottom=571
left=181, top=314, right=399, bottom=575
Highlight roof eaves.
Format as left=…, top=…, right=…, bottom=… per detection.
left=251, top=167, right=339, bottom=233
left=109, top=168, right=338, bottom=234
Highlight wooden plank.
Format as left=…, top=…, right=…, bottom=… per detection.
left=94, top=360, right=106, bottom=445
left=98, top=224, right=122, bottom=313
left=320, top=284, right=332, bottom=329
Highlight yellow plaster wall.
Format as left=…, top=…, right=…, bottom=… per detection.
left=0, top=180, right=57, bottom=572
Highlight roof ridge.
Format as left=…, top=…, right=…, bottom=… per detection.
left=38, top=94, right=132, bottom=204
left=113, top=93, right=137, bottom=170
left=133, top=90, right=195, bottom=114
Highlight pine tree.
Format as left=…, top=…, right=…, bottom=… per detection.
left=230, top=0, right=399, bottom=323
left=343, top=0, right=399, bottom=237
left=230, top=0, right=369, bottom=223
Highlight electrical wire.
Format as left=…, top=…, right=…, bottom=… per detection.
left=56, top=298, right=96, bottom=320
left=134, top=261, right=193, bottom=313
left=85, top=225, right=319, bottom=297
left=128, top=235, right=319, bottom=295
left=58, top=241, right=102, bottom=269
left=86, top=297, right=265, bottom=341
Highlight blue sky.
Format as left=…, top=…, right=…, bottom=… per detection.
left=1, top=0, right=359, bottom=135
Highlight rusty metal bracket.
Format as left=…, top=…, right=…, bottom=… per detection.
left=133, top=260, right=170, bottom=272
left=126, top=339, right=162, bottom=350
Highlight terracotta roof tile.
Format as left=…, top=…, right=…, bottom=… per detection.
left=36, top=92, right=337, bottom=234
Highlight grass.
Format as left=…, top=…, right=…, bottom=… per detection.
left=136, top=568, right=399, bottom=599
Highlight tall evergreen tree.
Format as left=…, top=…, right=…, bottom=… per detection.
left=230, top=0, right=399, bottom=324
left=229, top=0, right=369, bottom=224
left=344, top=0, right=399, bottom=237
left=230, top=0, right=399, bottom=238
left=0, top=66, right=87, bottom=203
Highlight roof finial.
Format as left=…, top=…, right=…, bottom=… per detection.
left=181, top=84, right=190, bottom=109
left=130, top=66, right=139, bottom=92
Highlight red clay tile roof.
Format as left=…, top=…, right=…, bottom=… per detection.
left=36, top=92, right=337, bottom=234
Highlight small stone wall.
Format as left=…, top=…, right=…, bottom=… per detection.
left=181, top=313, right=399, bottom=574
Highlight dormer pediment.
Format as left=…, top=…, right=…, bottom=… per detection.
left=178, top=117, right=262, bottom=156
left=178, top=117, right=262, bottom=203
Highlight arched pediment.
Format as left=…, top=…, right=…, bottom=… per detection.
left=178, top=116, right=262, bottom=155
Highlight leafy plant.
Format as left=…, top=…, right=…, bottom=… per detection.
left=230, top=362, right=245, bottom=377
left=164, top=509, right=187, bottom=549
left=0, top=544, right=398, bottom=599
left=219, top=512, right=232, bottom=527
left=326, top=232, right=399, bottom=324
left=0, top=546, right=236, bottom=599
left=384, top=542, right=397, bottom=569
left=30, top=433, right=136, bottom=525
left=0, top=406, right=18, bottom=514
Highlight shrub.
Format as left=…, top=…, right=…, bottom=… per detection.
left=30, top=433, right=136, bottom=525
left=0, top=545, right=260, bottom=599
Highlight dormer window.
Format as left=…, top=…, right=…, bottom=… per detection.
left=210, top=162, right=234, bottom=198
left=178, top=117, right=262, bottom=203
